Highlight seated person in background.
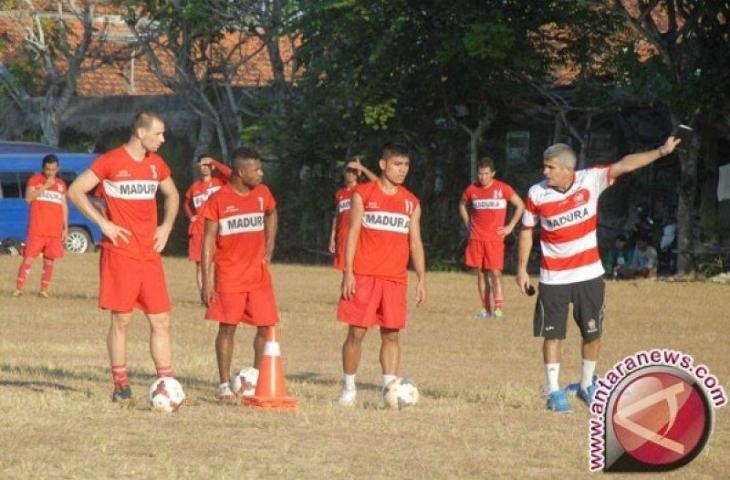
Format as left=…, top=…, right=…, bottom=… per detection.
left=617, top=236, right=657, bottom=279
left=605, top=234, right=633, bottom=279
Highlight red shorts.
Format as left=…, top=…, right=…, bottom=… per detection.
left=205, top=284, right=279, bottom=326
left=24, top=235, right=64, bottom=260
left=99, top=248, right=171, bottom=314
left=337, top=275, right=407, bottom=330
left=188, top=233, right=203, bottom=262
left=465, top=239, right=504, bottom=270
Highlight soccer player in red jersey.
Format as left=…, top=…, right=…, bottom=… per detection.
left=13, top=154, right=68, bottom=298
left=516, top=136, right=680, bottom=413
left=329, top=159, right=376, bottom=270
left=337, top=143, right=426, bottom=407
left=200, top=147, right=280, bottom=401
left=184, top=154, right=232, bottom=297
left=459, top=157, right=524, bottom=319
left=68, top=111, right=180, bottom=404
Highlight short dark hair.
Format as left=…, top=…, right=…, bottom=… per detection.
left=615, top=234, right=627, bottom=242
left=477, top=157, right=496, bottom=171
left=42, top=154, right=59, bottom=167
left=196, top=153, right=212, bottom=163
left=131, top=111, right=163, bottom=134
left=381, top=142, right=410, bottom=161
left=230, top=146, right=260, bottom=164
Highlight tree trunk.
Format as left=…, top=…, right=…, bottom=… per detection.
left=192, top=118, right=215, bottom=169
left=676, top=132, right=700, bottom=274
left=40, top=106, right=60, bottom=147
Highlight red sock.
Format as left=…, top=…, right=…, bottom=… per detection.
left=111, top=365, right=128, bottom=390
left=40, top=258, right=54, bottom=290
left=495, top=296, right=504, bottom=309
left=15, top=257, right=34, bottom=290
left=156, top=366, right=174, bottom=378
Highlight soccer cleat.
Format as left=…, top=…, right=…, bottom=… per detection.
left=337, top=388, right=357, bottom=407
left=39, top=290, right=49, bottom=298
left=474, top=309, right=491, bottom=319
left=12, top=289, right=23, bottom=298
left=578, top=383, right=598, bottom=407
left=546, top=389, right=573, bottom=413
left=565, top=375, right=598, bottom=396
left=492, top=308, right=505, bottom=319
left=216, top=383, right=236, bottom=403
left=111, top=385, right=135, bottom=406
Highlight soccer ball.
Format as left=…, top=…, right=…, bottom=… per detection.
left=148, top=377, right=185, bottom=412
left=230, top=367, right=259, bottom=397
left=383, top=377, right=419, bottom=410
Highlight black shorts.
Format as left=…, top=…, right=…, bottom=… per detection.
left=533, top=276, right=605, bottom=341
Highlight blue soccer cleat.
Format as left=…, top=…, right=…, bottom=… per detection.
left=546, top=389, right=573, bottom=413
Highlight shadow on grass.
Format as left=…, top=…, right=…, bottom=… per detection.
left=0, top=379, right=83, bottom=394
left=287, top=371, right=380, bottom=391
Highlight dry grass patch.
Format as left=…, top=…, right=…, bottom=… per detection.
left=1, top=254, right=728, bottom=478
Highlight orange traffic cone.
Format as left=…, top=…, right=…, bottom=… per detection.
left=243, top=326, right=297, bottom=410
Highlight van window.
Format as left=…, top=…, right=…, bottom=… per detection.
left=0, top=172, right=21, bottom=199
left=19, top=172, right=32, bottom=198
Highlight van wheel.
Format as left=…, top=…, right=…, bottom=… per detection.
left=65, top=227, right=92, bottom=254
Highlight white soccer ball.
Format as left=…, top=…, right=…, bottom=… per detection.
left=383, top=377, right=419, bottom=410
left=230, top=367, right=259, bottom=397
left=148, top=377, right=186, bottom=413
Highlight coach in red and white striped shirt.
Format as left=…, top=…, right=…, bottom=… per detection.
left=516, top=136, right=680, bottom=413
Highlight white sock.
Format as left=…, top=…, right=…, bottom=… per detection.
left=546, top=363, right=560, bottom=393
left=343, top=374, right=356, bottom=391
left=219, top=382, right=230, bottom=390
left=581, top=360, right=597, bottom=390
left=383, top=374, right=397, bottom=389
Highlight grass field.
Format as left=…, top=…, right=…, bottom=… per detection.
left=1, top=253, right=728, bottom=479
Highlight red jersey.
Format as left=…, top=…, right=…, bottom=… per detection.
left=90, top=146, right=171, bottom=260
left=26, top=174, right=66, bottom=238
left=204, top=183, right=276, bottom=293
left=184, top=159, right=231, bottom=235
left=334, top=186, right=354, bottom=250
left=352, top=181, right=419, bottom=284
left=461, top=180, right=515, bottom=241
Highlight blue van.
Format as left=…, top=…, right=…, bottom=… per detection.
left=0, top=141, right=102, bottom=253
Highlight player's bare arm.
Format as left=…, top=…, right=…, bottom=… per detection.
left=609, top=136, right=681, bottom=180
left=409, top=204, right=426, bottom=306
left=61, top=195, right=69, bottom=241
left=516, top=227, right=533, bottom=294
left=201, top=218, right=218, bottom=306
left=209, top=158, right=233, bottom=179
left=328, top=213, right=337, bottom=254
left=264, top=207, right=278, bottom=263
left=347, top=161, right=378, bottom=182
left=458, top=199, right=470, bottom=229
left=342, top=191, right=363, bottom=300
left=183, top=193, right=195, bottom=222
left=154, top=177, right=180, bottom=253
left=498, top=193, right=526, bottom=237
left=68, top=169, right=131, bottom=246
left=24, top=179, right=50, bottom=203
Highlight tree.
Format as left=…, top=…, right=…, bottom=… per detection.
left=0, top=1, right=114, bottom=145
left=613, top=0, right=730, bottom=273
left=123, top=0, right=296, bottom=164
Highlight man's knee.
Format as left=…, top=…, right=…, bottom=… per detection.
left=218, top=324, right=237, bottom=338
left=380, top=328, right=399, bottom=343
left=147, top=313, right=172, bottom=332
left=346, top=326, right=367, bottom=343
